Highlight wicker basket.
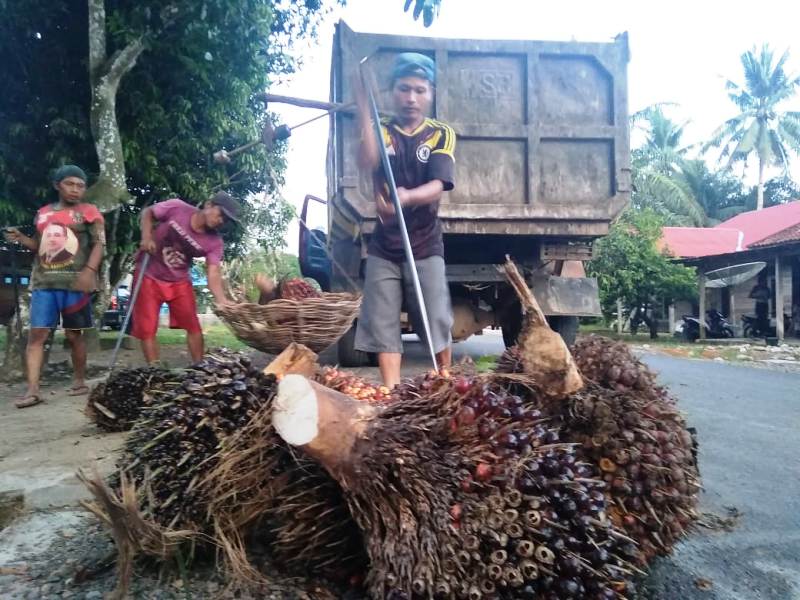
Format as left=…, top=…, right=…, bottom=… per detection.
left=215, top=292, right=362, bottom=354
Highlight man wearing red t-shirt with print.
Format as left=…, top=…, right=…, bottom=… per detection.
left=133, top=192, right=237, bottom=364
left=4, top=165, right=105, bottom=408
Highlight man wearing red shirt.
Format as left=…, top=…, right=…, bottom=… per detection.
left=4, top=165, right=105, bottom=408
left=133, top=192, right=238, bottom=364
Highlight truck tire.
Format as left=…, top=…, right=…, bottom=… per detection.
left=501, top=306, right=580, bottom=348
left=547, top=315, right=580, bottom=346
left=337, top=323, right=371, bottom=368
left=500, top=302, right=523, bottom=348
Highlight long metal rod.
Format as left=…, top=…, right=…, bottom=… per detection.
left=108, top=253, right=151, bottom=371
left=362, top=71, right=438, bottom=369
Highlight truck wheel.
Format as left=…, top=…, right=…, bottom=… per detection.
left=500, top=302, right=523, bottom=348
left=337, top=323, right=371, bottom=368
left=547, top=315, right=579, bottom=346
left=502, top=308, right=579, bottom=347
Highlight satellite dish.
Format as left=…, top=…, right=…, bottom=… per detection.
left=704, top=262, right=766, bottom=288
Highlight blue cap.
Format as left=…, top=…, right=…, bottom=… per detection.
left=391, top=52, right=435, bottom=84
left=52, top=165, right=87, bottom=183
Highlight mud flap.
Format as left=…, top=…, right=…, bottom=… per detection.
left=529, top=275, right=602, bottom=317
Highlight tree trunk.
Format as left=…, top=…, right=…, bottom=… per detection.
left=86, top=0, right=143, bottom=335
left=756, top=157, right=765, bottom=211
left=86, top=0, right=142, bottom=212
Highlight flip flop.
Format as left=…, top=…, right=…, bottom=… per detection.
left=66, top=385, right=90, bottom=397
left=15, top=395, right=42, bottom=409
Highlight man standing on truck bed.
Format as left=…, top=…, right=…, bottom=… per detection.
left=133, top=192, right=237, bottom=364
left=4, top=165, right=105, bottom=408
left=353, top=52, right=456, bottom=388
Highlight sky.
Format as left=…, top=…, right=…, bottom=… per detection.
left=269, top=0, right=800, bottom=253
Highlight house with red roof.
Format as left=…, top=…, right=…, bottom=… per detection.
left=659, top=201, right=800, bottom=340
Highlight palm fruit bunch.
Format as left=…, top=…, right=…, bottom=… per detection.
left=564, top=336, right=700, bottom=563
left=570, top=335, right=659, bottom=394
left=496, top=336, right=700, bottom=564
left=277, top=277, right=320, bottom=300
left=316, top=366, right=392, bottom=403
left=86, top=366, right=171, bottom=432
left=113, top=350, right=277, bottom=531
left=274, top=369, right=643, bottom=600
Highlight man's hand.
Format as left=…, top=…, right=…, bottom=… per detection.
left=4, top=227, right=22, bottom=243
left=376, top=194, right=396, bottom=224
left=73, top=268, right=97, bottom=293
left=214, top=296, right=234, bottom=308
left=140, top=236, right=157, bottom=254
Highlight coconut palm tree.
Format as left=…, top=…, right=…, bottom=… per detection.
left=706, top=45, right=800, bottom=210
left=631, top=105, right=705, bottom=225
left=632, top=105, right=692, bottom=175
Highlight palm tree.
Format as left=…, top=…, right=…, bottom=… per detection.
left=632, top=105, right=692, bottom=175
left=706, top=45, right=800, bottom=210
left=631, top=105, right=705, bottom=225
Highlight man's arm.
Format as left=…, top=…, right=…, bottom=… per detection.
left=206, top=263, right=230, bottom=305
left=353, top=74, right=380, bottom=172
left=396, top=180, right=445, bottom=208
left=140, top=207, right=157, bottom=253
left=73, top=220, right=105, bottom=293
left=3, top=228, right=38, bottom=251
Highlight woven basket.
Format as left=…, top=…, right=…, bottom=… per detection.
left=215, top=292, right=362, bottom=354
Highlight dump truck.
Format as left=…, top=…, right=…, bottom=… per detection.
left=299, top=22, right=631, bottom=366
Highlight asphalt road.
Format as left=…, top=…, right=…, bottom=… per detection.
left=392, top=333, right=800, bottom=600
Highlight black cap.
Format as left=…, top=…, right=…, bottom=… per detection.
left=210, top=191, right=241, bottom=224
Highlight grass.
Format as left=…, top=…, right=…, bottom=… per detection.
left=0, top=324, right=245, bottom=351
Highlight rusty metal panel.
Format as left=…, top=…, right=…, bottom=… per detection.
left=538, top=140, right=614, bottom=204
left=447, top=139, right=527, bottom=205
left=538, top=56, right=613, bottom=126
left=446, top=54, right=527, bottom=125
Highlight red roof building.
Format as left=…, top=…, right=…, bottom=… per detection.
left=660, top=201, right=800, bottom=258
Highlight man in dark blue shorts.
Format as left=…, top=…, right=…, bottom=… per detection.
left=4, top=165, right=105, bottom=407
left=353, top=53, right=456, bottom=388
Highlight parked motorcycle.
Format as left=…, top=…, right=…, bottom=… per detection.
left=678, top=309, right=734, bottom=342
left=741, top=313, right=793, bottom=338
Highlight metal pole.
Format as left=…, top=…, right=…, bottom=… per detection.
left=362, top=68, right=438, bottom=369
left=108, top=253, right=151, bottom=371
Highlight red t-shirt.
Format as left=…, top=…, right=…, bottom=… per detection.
left=139, top=199, right=223, bottom=282
left=31, top=203, right=105, bottom=290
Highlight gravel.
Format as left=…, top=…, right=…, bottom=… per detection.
left=0, top=509, right=346, bottom=600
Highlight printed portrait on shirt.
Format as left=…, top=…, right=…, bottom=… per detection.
left=39, top=222, right=78, bottom=268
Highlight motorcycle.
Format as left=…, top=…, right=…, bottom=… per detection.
left=678, top=309, right=734, bottom=342
left=741, top=313, right=793, bottom=338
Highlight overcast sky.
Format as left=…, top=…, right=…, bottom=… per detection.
left=268, top=0, right=800, bottom=252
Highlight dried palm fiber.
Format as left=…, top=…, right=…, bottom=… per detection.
left=78, top=469, right=197, bottom=600
left=497, top=335, right=700, bottom=564
left=82, top=349, right=284, bottom=597
left=194, top=343, right=364, bottom=587
left=273, top=368, right=644, bottom=600
left=86, top=366, right=172, bottom=432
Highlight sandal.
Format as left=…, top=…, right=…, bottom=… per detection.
left=15, top=394, right=42, bottom=409
left=66, top=385, right=90, bottom=396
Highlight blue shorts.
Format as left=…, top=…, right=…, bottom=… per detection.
left=30, top=289, right=94, bottom=330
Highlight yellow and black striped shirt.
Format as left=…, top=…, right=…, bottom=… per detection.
left=370, top=117, right=456, bottom=262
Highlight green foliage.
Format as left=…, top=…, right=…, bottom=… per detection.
left=588, top=210, right=697, bottom=319
left=0, top=0, right=333, bottom=259
left=631, top=105, right=753, bottom=226
left=403, top=0, right=442, bottom=27
left=224, top=249, right=301, bottom=301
